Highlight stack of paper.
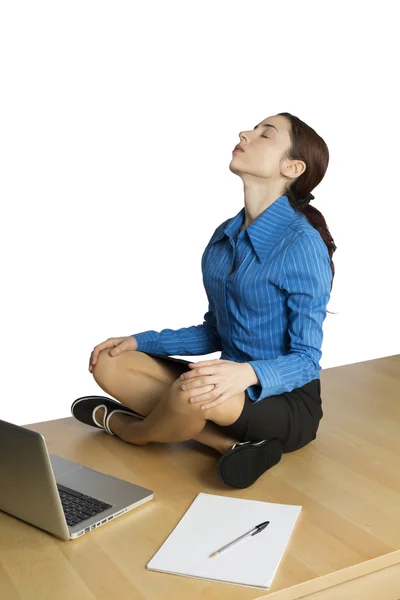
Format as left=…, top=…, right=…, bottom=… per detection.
left=146, top=492, right=302, bottom=589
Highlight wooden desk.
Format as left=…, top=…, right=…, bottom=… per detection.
left=1, top=355, right=399, bottom=600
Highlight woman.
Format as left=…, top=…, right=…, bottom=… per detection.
left=72, top=112, right=337, bottom=489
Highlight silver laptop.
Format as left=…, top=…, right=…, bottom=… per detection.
left=0, top=419, right=154, bottom=540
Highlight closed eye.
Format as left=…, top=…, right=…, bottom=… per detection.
left=262, top=135, right=269, bottom=139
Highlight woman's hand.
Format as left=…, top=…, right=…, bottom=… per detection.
left=89, top=336, right=138, bottom=372
left=179, top=359, right=252, bottom=410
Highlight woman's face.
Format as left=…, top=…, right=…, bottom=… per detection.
left=229, top=114, right=292, bottom=181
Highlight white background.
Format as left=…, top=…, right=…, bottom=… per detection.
left=1, top=1, right=399, bottom=426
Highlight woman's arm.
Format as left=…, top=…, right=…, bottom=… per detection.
left=131, top=306, right=223, bottom=356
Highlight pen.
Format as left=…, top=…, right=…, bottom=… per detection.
left=209, top=520, right=270, bottom=558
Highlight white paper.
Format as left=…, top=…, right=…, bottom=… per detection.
left=146, top=493, right=302, bottom=589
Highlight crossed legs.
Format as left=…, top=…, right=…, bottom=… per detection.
left=92, top=350, right=244, bottom=454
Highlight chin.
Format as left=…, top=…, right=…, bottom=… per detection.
left=229, top=161, right=241, bottom=175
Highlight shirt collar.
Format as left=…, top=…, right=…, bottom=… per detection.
left=211, top=195, right=298, bottom=262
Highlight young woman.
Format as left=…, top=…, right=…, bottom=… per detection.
left=72, top=112, right=336, bottom=489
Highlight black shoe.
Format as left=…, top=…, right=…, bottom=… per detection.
left=71, top=395, right=144, bottom=432
left=217, top=438, right=283, bottom=489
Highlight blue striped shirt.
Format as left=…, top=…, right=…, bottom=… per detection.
left=132, top=194, right=332, bottom=402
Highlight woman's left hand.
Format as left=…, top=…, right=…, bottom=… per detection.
left=179, top=359, right=252, bottom=410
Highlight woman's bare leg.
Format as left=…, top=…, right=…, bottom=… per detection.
left=92, top=350, right=240, bottom=454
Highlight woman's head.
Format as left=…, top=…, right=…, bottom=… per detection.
left=230, top=112, right=337, bottom=307
left=230, top=114, right=308, bottom=199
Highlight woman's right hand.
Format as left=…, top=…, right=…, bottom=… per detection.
left=89, top=336, right=138, bottom=372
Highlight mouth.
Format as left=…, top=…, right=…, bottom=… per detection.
left=233, top=146, right=244, bottom=153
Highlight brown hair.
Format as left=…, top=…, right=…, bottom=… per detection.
left=277, top=112, right=337, bottom=315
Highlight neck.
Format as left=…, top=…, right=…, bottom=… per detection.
left=241, top=181, right=285, bottom=229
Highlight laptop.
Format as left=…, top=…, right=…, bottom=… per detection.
left=0, top=419, right=154, bottom=540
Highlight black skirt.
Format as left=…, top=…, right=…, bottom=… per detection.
left=142, top=353, right=323, bottom=454
left=220, top=379, right=323, bottom=453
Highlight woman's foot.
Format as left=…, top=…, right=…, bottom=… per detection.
left=217, top=439, right=283, bottom=489
left=71, top=395, right=145, bottom=432
left=95, top=406, right=141, bottom=436
left=95, top=406, right=106, bottom=426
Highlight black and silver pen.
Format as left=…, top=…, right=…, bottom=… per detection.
left=209, top=520, right=270, bottom=558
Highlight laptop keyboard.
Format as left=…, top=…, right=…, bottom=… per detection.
left=57, top=483, right=113, bottom=527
